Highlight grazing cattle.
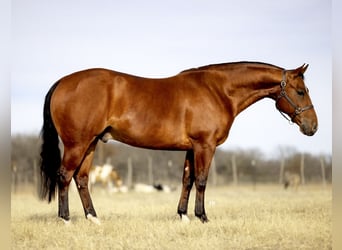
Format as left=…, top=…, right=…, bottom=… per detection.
left=88, top=164, right=125, bottom=193
left=284, top=172, right=301, bottom=191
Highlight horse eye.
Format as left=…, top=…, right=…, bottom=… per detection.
left=297, top=90, right=305, bottom=96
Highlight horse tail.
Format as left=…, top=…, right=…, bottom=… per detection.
left=39, top=81, right=61, bottom=202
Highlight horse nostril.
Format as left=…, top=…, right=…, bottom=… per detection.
left=301, top=122, right=317, bottom=136
left=308, top=123, right=318, bottom=136
left=312, top=123, right=318, bottom=134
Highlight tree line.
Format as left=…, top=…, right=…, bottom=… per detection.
left=11, top=134, right=331, bottom=191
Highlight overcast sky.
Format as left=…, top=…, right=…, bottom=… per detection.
left=11, top=0, right=331, bottom=157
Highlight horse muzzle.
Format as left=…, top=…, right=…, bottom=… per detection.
left=299, top=120, right=318, bottom=136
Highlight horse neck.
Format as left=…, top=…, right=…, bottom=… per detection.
left=218, top=66, right=283, bottom=116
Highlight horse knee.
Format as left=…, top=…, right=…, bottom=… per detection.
left=195, top=177, right=207, bottom=192
left=183, top=177, right=193, bottom=189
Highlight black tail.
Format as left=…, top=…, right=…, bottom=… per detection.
left=39, top=81, right=61, bottom=202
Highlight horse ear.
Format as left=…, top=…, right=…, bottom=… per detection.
left=293, top=64, right=309, bottom=77
left=296, top=63, right=309, bottom=74
left=301, top=63, right=309, bottom=74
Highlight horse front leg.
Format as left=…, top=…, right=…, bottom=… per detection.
left=177, top=150, right=195, bottom=222
left=73, top=142, right=100, bottom=225
left=193, top=144, right=215, bottom=223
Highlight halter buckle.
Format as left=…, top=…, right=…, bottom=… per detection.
left=295, top=107, right=302, bottom=115
left=280, top=80, right=286, bottom=88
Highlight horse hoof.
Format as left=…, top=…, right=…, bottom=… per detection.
left=61, top=218, right=71, bottom=225
left=180, top=214, right=190, bottom=224
left=195, top=213, right=209, bottom=223
left=87, top=214, right=101, bottom=225
left=200, top=216, right=209, bottom=223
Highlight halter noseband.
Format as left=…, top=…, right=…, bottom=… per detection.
left=276, top=70, right=314, bottom=122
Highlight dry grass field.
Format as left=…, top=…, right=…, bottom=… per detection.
left=11, top=184, right=331, bottom=250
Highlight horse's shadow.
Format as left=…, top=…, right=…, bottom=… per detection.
left=27, top=213, right=84, bottom=224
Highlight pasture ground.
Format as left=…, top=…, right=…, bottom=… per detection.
left=11, top=184, right=331, bottom=250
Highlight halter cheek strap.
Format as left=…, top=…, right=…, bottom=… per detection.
left=276, top=70, right=314, bottom=122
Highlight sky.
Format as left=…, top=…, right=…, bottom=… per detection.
left=11, top=0, right=331, bottom=157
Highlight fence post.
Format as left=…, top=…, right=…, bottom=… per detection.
left=12, top=162, right=18, bottom=194
left=127, top=157, right=133, bottom=189
left=231, top=154, right=238, bottom=186
left=210, top=156, right=217, bottom=186
left=33, top=159, right=38, bottom=189
left=251, top=159, right=256, bottom=190
left=300, top=153, right=305, bottom=185
left=320, top=155, right=326, bottom=187
left=279, top=157, right=285, bottom=184
left=148, top=155, right=153, bottom=185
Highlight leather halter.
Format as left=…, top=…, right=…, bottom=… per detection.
left=276, top=70, right=314, bottom=122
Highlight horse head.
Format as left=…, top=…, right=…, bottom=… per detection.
left=276, top=64, right=318, bottom=136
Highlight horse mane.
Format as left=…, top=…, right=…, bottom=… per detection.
left=179, top=61, right=284, bottom=74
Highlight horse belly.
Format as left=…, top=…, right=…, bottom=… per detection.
left=105, top=116, right=192, bottom=150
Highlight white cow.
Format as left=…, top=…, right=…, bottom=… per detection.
left=89, top=164, right=126, bottom=193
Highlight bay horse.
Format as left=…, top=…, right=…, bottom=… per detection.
left=39, top=61, right=317, bottom=224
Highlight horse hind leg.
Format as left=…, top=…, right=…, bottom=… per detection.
left=58, top=145, right=86, bottom=223
left=73, top=140, right=101, bottom=225
left=57, top=166, right=74, bottom=223
left=177, top=150, right=195, bottom=223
